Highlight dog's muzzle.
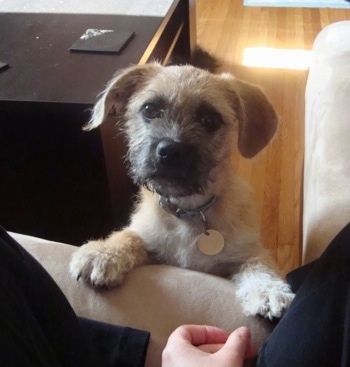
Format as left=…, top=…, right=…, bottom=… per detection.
left=139, top=138, right=208, bottom=197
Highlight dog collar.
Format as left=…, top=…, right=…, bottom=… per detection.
left=158, top=195, right=217, bottom=219
left=159, top=195, right=225, bottom=256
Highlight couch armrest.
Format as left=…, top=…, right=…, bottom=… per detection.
left=303, top=21, right=350, bottom=264
left=12, top=232, right=272, bottom=367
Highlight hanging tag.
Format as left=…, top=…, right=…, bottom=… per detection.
left=197, top=229, right=225, bottom=255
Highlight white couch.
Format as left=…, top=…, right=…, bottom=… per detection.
left=303, top=20, right=350, bottom=264
left=9, top=20, right=350, bottom=367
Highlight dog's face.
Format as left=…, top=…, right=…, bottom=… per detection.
left=124, top=66, right=242, bottom=197
left=87, top=64, right=277, bottom=198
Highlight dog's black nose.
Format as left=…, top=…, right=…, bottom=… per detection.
left=156, top=139, right=189, bottom=166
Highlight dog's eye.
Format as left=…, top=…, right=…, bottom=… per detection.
left=196, top=103, right=224, bottom=132
left=199, top=113, right=223, bottom=132
left=141, top=103, right=163, bottom=120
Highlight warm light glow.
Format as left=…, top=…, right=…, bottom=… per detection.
left=242, top=47, right=312, bottom=70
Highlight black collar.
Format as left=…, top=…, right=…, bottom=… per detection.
left=159, top=195, right=217, bottom=219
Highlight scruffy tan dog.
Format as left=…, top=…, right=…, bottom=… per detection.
left=70, top=63, right=294, bottom=319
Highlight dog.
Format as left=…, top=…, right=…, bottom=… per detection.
left=69, top=63, right=294, bottom=319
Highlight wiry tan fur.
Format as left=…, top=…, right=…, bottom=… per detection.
left=70, top=63, right=294, bottom=319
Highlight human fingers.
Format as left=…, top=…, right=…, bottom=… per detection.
left=163, top=325, right=231, bottom=367
left=218, top=327, right=257, bottom=363
left=168, top=325, right=230, bottom=347
left=197, top=327, right=257, bottom=358
left=197, top=343, right=225, bottom=353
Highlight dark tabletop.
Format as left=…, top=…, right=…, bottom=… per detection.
left=0, top=12, right=163, bottom=105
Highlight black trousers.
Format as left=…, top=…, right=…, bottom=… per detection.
left=0, top=226, right=149, bottom=367
left=258, top=223, right=350, bottom=367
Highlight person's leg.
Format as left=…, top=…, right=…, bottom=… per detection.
left=0, top=226, right=102, bottom=367
left=80, top=318, right=150, bottom=367
left=258, top=223, right=350, bottom=367
left=0, top=226, right=150, bottom=367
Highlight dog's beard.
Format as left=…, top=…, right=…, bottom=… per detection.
left=128, top=158, right=210, bottom=198
left=127, top=140, right=216, bottom=198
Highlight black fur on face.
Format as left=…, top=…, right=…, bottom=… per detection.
left=140, top=140, right=210, bottom=197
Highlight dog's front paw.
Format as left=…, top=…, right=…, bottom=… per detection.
left=234, top=266, right=295, bottom=320
left=69, top=230, right=147, bottom=288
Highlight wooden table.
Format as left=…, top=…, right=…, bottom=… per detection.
left=0, top=0, right=196, bottom=244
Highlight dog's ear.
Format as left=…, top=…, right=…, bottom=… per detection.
left=84, top=63, right=162, bottom=130
left=223, top=75, right=278, bottom=158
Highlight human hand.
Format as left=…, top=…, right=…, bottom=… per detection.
left=162, top=325, right=257, bottom=367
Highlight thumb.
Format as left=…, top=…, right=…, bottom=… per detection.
left=218, top=327, right=253, bottom=364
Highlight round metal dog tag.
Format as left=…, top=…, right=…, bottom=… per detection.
left=197, top=229, right=225, bottom=255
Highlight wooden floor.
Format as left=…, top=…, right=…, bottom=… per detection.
left=196, top=1, right=350, bottom=275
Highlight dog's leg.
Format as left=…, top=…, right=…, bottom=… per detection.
left=69, top=230, right=148, bottom=288
left=233, top=258, right=295, bottom=320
